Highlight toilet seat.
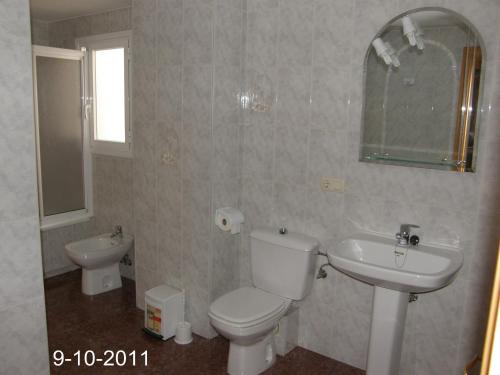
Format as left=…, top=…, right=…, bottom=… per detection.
left=209, top=287, right=290, bottom=328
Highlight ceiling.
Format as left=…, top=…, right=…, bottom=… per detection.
left=30, top=0, right=131, bottom=21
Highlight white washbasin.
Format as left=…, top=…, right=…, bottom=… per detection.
left=329, top=232, right=464, bottom=375
left=330, top=232, right=463, bottom=293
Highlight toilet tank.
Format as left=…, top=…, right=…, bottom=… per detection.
left=250, top=228, right=319, bottom=300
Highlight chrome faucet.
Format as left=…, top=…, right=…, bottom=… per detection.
left=396, top=224, right=420, bottom=246
left=111, top=225, right=123, bottom=239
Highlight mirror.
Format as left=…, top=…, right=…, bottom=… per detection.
left=360, top=9, right=484, bottom=172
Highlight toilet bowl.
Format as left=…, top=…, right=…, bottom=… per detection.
left=209, top=287, right=291, bottom=375
left=209, top=227, right=319, bottom=375
left=65, top=233, right=133, bottom=295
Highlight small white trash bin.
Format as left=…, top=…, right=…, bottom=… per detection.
left=144, top=285, right=184, bottom=340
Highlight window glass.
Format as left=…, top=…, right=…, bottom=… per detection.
left=94, top=48, right=125, bottom=143
left=36, top=56, right=85, bottom=216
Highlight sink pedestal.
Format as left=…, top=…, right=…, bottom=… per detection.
left=366, top=287, right=409, bottom=375
left=331, top=234, right=464, bottom=374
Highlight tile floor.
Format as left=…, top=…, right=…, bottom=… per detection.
left=44, top=271, right=365, bottom=374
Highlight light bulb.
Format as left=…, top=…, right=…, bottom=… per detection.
left=402, top=15, right=425, bottom=50
left=402, top=16, right=416, bottom=45
left=415, top=23, right=425, bottom=50
left=372, top=38, right=392, bottom=65
left=416, top=37, right=425, bottom=50
left=372, top=38, right=400, bottom=67
left=384, top=42, right=400, bottom=67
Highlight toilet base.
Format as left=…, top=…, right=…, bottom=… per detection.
left=82, top=263, right=122, bottom=295
left=228, top=331, right=276, bottom=375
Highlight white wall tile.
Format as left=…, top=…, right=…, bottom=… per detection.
left=0, top=1, right=48, bottom=373
left=0, top=297, right=49, bottom=375
left=130, top=0, right=244, bottom=338
left=33, top=0, right=499, bottom=369
left=237, top=0, right=500, bottom=372
left=0, top=216, right=45, bottom=306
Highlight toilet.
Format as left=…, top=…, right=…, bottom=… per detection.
left=209, top=227, right=319, bottom=375
left=65, top=233, right=133, bottom=295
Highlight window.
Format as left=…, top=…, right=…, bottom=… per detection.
left=77, top=31, right=132, bottom=158
left=95, top=48, right=126, bottom=142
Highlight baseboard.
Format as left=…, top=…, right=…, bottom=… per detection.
left=45, top=265, right=136, bottom=280
left=44, top=264, right=79, bottom=279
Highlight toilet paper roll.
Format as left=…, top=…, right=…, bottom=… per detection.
left=215, top=207, right=244, bottom=234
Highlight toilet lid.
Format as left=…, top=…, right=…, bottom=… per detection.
left=209, top=287, right=288, bottom=325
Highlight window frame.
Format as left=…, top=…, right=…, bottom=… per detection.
left=76, top=31, right=132, bottom=159
left=32, top=45, right=94, bottom=231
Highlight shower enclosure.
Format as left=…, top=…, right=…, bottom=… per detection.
left=32, top=46, right=92, bottom=230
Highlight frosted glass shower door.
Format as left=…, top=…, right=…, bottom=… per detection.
left=33, top=46, right=92, bottom=229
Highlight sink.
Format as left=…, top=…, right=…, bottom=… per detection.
left=330, top=232, right=463, bottom=293
left=330, top=232, right=464, bottom=375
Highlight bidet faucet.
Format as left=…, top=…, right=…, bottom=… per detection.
left=396, top=224, right=420, bottom=246
left=111, top=225, right=123, bottom=239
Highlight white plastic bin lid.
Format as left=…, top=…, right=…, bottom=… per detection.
left=146, top=285, right=183, bottom=302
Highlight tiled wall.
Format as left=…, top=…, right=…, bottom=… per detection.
left=31, top=8, right=136, bottom=279
left=31, top=19, right=49, bottom=45
left=40, top=220, right=95, bottom=278
left=131, top=0, right=244, bottom=338
left=93, top=156, right=135, bottom=279
left=27, top=0, right=500, bottom=373
left=239, top=0, right=500, bottom=373
left=0, top=1, right=49, bottom=373
left=46, top=7, right=131, bottom=48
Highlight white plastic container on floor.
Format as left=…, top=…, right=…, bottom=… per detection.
left=144, top=285, right=184, bottom=340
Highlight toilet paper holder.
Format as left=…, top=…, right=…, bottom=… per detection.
left=215, top=207, right=244, bottom=234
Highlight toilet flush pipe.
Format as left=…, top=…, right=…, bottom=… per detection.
left=317, top=251, right=335, bottom=279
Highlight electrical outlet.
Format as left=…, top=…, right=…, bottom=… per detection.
left=320, top=177, right=345, bottom=193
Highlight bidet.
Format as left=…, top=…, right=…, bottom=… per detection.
left=65, top=232, right=134, bottom=295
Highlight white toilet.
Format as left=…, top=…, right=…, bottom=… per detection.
left=65, top=232, right=133, bottom=295
left=209, top=227, right=319, bottom=375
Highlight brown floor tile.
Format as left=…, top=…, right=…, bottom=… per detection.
left=45, top=270, right=364, bottom=375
